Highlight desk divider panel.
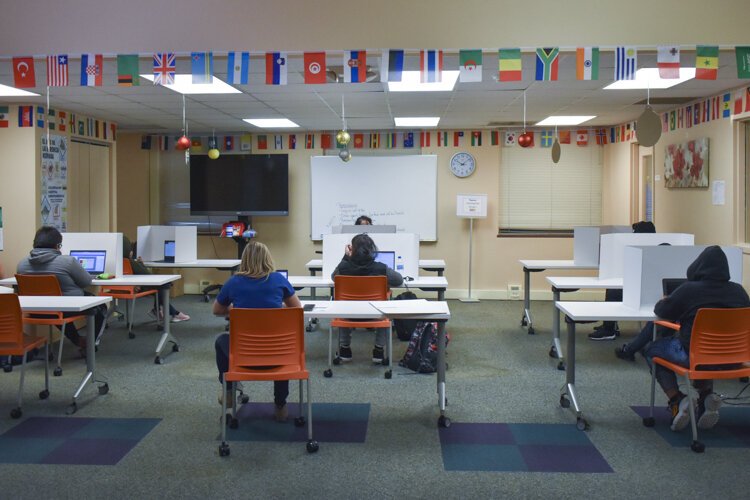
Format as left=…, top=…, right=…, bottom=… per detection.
left=322, top=233, right=419, bottom=279
left=599, top=233, right=694, bottom=279
left=62, top=232, right=123, bottom=277
left=573, top=225, right=630, bottom=266
left=136, top=225, right=197, bottom=263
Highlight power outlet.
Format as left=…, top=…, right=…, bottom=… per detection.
left=508, top=284, right=522, bottom=300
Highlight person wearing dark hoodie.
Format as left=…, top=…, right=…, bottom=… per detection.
left=16, top=226, right=107, bottom=349
left=331, top=233, right=403, bottom=363
left=645, top=246, right=750, bottom=432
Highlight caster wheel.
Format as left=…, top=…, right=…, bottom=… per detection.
left=690, top=440, right=705, bottom=453
left=306, top=440, right=319, bottom=453
left=549, top=346, right=557, bottom=358
left=557, top=361, right=565, bottom=371
left=384, top=370, right=392, bottom=379
left=438, top=415, right=451, bottom=428
left=333, top=357, right=341, bottom=366
left=154, top=356, right=163, bottom=365
left=323, top=369, right=333, bottom=378
left=528, top=327, right=535, bottom=335
left=4, top=365, right=13, bottom=373
left=294, top=416, right=306, bottom=427
left=576, top=418, right=589, bottom=431
left=305, top=325, right=312, bottom=332
left=39, top=389, right=49, bottom=400
left=382, top=358, right=389, bottom=366
left=66, top=402, right=78, bottom=415
left=10, top=408, right=22, bottom=419
left=98, top=383, right=109, bottom=395
left=240, top=394, right=249, bottom=404
left=172, top=344, right=180, bottom=353
left=219, top=443, right=230, bottom=456
left=560, top=396, right=570, bottom=408
left=53, top=367, right=62, bottom=377
left=642, top=416, right=655, bottom=428
left=229, top=417, right=239, bottom=429
left=521, top=317, right=528, bottom=327
left=740, top=377, right=749, bottom=383
left=128, top=332, right=135, bottom=339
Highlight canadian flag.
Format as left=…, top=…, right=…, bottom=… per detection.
left=576, top=130, right=589, bottom=146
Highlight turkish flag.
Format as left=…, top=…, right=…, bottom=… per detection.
left=304, top=52, right=327, bottom=84
left=13, top=57, right=36, bottom=88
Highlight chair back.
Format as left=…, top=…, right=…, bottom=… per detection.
left=229, top=307, right=305, bottom=369
left=123, top=258, right=134, bottom=275
left=0, top=294, right=24, bottom=345
left=333, top=275, right=388, bottom=301
left=689, top=307, right=750, bottom=370
left=15, top=274, right=63, bottom=296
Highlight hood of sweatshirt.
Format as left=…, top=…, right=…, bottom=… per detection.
left=687, top=245, right=730, bottom=282
left=27, top=248, right=62, bottom=265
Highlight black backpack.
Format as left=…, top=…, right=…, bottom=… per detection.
left=393, top=291, right=418, bottom=341
left=399, top=321, right=448, bottom=373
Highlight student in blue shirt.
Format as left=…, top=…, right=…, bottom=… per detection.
left=212, top=241, right=301, bottom=422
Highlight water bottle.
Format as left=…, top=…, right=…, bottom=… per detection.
left=396, top=255, right=404, bottom=273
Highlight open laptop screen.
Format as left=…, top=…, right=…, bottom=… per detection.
left=164, top=240, right=176, bottom=261
left=70, top=250, right=107, bottom=275
left=662, top=278, right=688, bottom=296
left=374, top=251, right=395, bottom=270
left=276, top=269, right=289, bottom=280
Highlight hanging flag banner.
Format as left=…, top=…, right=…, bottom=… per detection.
left=695, top=46, right=719, bottom=80
left=735, top=46, right=750, bottom=79
left=40, top=134, right=68, bottom=231
left=47, top=54, right=69, bottom=87
left=191, top=52, right=214, bottom=84
left=153, top=52, right=176, bottom=85
left=266, top=52, right=288, bottom=85
left=420, top=50, right=443, bottom=83
left=380, top=49, right=404, bottom=82
left=13, top=56, right=36, bottom=88
left=80, top=54, right=103, bottom=86
left=304, top=52, right=327, bottom=84
left=117, top=54, right=140, bottom=86
left=615, top=46, right=637, bottom=80
left=227, top=52, right=250, bottom=85
left=498, top=49, right=522, bottom=81
left=657, top=46, right=680, bottom=79
left=344, top=50, right=367, bottom=83
left=576, top=47, right=599, bottom=81
left=459, top=50, right=483, bottom=82
left=535, top=48, right=559, bottom=81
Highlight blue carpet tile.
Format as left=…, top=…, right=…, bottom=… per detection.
left=225, top=402, right=369, bottom=443
left=439, top=423, right=612, bottom=473
left=0, top=417, right=161, bottom=465
left=631, top=405, right=750, bottom=448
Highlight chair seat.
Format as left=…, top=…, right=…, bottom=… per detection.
left=331, top=318, right=391, bottom=329
left=652, top=356, right=750, bottom=380
left=101, top=286, right=158, bottom=300
left=0, top=334, right=47, bottom=356
left=225, top=364, right=309, bottom=382
left=22, top=313, right=86, bottom=325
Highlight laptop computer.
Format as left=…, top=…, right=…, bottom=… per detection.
left=276, top=269, right=289, bottom=280
left=70, top=250, right=107, bottom=276
left=662, top=278, right=688, bottom=296
left=162, top=240, right=176, bottom=263
left=374, top=251, right=395, bottom=270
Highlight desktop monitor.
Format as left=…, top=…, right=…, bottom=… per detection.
left=164, top=240, right=176, bottom=263
left=374, top=251, right=395, bottom=270
left=70, top=250, right=107, bottom=275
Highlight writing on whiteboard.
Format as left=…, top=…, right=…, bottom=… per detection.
left=332, top=203, right=405, bottom=227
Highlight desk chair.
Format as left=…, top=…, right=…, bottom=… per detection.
left=99, top=259, right=159, bottom=340
left=220, top=307, right=317, bottom=456
left=643, top=308, right=750, bottom=453
left=15, top=274, right=87, bottom=377
left=0, top=294, right=50, bottom=418
left=326, top=275, right=393, bottom=379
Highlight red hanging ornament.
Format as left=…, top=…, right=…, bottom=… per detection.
left=176, top=135, right=191, bottom=151
left=518, top=132, right=533, bottom=148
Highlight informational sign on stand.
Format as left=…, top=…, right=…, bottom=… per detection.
left=456, top=193, right=488, bottom=218
left=41, top=135, right=68, bottom=231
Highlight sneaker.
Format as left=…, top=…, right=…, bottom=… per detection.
left=171, top=312, right=190, bottom=323
left=337, top=345, right=353, bottom=363
left=372, top=345, right=385, bottom=364
left=274, top=404, right=288, bottom=423
left=669, top=394, right=691, bottom=431
left=614, top=344, right=636, bottom=361
left=697, top=392, right=722, bottom=430
left=218, top=388, right=234, bottom=408
left=588, top=329, right=618, bottom=341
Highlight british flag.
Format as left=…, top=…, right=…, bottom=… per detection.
left=153, top=53, right=176, bottom=85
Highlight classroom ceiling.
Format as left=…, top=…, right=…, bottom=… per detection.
left=0, top=50, right=746, bottom=135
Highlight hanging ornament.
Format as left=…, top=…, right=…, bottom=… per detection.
left=338, top=148, right=352, bottom=162
left=336, top=129, right=351, bottom=145
left=208, top=131, right=220, bottom=159
left=338, top=96, right=352, bottom=160
left=518, top=89, right=533, bottom=148
left=551, top=138, right=561, bottom=163
left=176, top=135, right=191, bottom=150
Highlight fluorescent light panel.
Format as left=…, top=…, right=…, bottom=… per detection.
left=395, top=117, right=440, bottom=127
left=535, top=115, right=596, bottom=126
left=604, top=68, right=695, bottom=90
left=388, top=71, right=459, bottom=92
left=243, top=118, right=299, bottom=128
left=0, top=84, right=40, bottom=97
left=139, top=74, right=241, bottom=94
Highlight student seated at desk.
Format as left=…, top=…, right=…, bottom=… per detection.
left=644, top=246, right=750, bottom=432
left=212, top=241, right=301, bottom=422
left=355, top=215, right=372, bottom=225
left=331, top=233, right=403, bottom=364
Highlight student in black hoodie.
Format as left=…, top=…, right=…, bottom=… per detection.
left=331, top=233, right=403, bottom=363
left=646, top=246, right=750, bottom=432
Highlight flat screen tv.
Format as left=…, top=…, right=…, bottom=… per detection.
left=189, top=154, right=289, bottom=216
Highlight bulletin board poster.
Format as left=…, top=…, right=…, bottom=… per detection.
left=40, top=135, right=68, bottom=231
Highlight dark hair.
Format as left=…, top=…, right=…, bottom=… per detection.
left=350, top=233, right=377, bottom=262
left=355, top=215, right=372, bottom=225
left=33, top=226, right=62, bottom=249
left=123, top=236, right=133, bottom=257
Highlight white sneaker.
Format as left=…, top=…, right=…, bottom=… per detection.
left=670, top=396, right=692, bottom=432
left=697, top=393, right=722, bottom=430
left=171, top=312, right=190, bottom=323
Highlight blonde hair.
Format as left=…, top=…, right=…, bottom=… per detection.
left=237, top=241, right=275, bottom=279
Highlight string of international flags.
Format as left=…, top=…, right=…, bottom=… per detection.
left=7, top=46, right=750, bottom=88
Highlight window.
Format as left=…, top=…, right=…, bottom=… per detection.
left=499, top=143, right=602, bottom=234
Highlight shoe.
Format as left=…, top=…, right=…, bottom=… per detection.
left=171, top=312, right=190, bottom=323
left=372, top=345, right=385, bottom=364
left=697, top=392, right=722, bottom=430
left=669, top=394, right=691, bottom=431
left=274, top=404, right=288, bottom=423
left=337, top=345, right=352, bottom=363
left=218, top=388, right=234, bottom=408
left=614, top=344, right=636, bottom=361
left=588, top=329, right=618, bottom=341
left=148, top=307, right=164, bottom=321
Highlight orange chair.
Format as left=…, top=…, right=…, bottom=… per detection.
left=644, top=308, right=750, bottom=453
left=326, top=275, right=393, bottom=379
left=15, top=274, right=87, bottom=377
left=219, top=307, right=317, bottom=456
left=0, top=294, right=50, bottom=418
left=99, top=258, right=159, bottom=339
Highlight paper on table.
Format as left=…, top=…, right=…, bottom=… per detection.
left=370, top=300, right=449, bottom=316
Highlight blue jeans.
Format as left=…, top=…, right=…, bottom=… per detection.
left=645, top=337, right=711, bottom=395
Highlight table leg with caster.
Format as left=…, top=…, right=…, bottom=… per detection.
left=436, top=321, right=451, bottom=428
left=559, top=319, right=588, bottom=430
left=69, top=308, right=109, bottom=414
left=550, top=288, right=565, bottom=369
left=154, top=285, right=179, bottom=364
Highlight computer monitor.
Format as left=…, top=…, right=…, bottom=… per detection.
left=276, top=269, right=289, bottom=280
left=662, top=278, right=687, bottom=296
left=374, top=251, right=395, bottom=270
left=164, top=240, right=176, bottom=263
left=70, top=250, right=107, bottom=275
left=332, top=225, right=397, bottom=234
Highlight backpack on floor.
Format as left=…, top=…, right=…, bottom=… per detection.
left=392, top=291, right=418, bottom=341
left=399, top=321, right=449, bottom=373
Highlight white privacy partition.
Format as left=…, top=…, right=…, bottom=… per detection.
left=62, top=232, right=123, bottom=277
left=623, top=245, right=742, bottom=309
left=137, top=225, right=198, bottom=263
left=322, top=233, right=419, bottom=279
left=598, top=233, right=694, bottom=279
left=573, top=225, right=630, bottom=266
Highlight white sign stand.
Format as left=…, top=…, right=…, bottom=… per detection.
left=457, top=194, right=487, bottom=302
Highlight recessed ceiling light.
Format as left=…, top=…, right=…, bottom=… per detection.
left=535, top=116, right=596, bottom=126
left=0, top=83, right=40, bottom=97
left=394, top=117, right=440, bottom=127
left=243, top=118, right=300, bottom=128
left=603, top=68, right=695, bottom=90
left=388, top=71, right=459, bottom=92
left=140, top=74, right=241, bottom=94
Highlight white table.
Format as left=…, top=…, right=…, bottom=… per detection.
left=290, top=275, right=449, bottom=301
left=305, top=259, right=447, bottom=276
left=518, top=260, right=598, bottom=334
left=555, top=301, right=655, bottom=430
left=301, top=299, right=452, bottom=427
left=545, top=276, right=623, bottom=368
left=0, top=285, right=13, bottom=293
left=143, top=259, right=240, bottom=269
left=18, top=295, right=112, bottom=415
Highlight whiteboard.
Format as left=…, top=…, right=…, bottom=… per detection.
left=310, top=155, right=437, bottom=241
